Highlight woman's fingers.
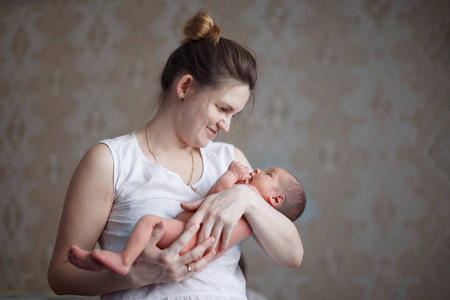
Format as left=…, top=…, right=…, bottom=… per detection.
left=144, top=221, right=166, bottom=258
left=219, top=224, right=233, bottom=253
left=172, top=236, right=215, bottom=282
left=164, top=223, right=201, bottom=259
left=142, top=223, right=214, bottom=284
left=185, top=186, right=251, bottom=253
left=184, top=247, right=217, bottom=277
left=196, top=215, right=214, bottom=244
left=209, top=222, right=224, bottom=251
left=183, top=199, right=208, bottom=231
left=180, top=198, right=204, bottom=212
left=181, top=236, right=215, bottom=266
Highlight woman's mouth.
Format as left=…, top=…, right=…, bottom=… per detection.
left=206, top=126, right=217, bottom=139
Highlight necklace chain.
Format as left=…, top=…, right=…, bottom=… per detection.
left=145, top=125, right=158, bottom=164
left=145, top=125, right=199, bottom=194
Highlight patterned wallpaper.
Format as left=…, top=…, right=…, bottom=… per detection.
left=0, top=0, right=449, bottom=299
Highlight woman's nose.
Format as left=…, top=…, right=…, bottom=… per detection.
left=218, top=118, right=230, bottom=133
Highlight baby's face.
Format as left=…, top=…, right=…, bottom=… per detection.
left=249, top=167, right=285, bottom=200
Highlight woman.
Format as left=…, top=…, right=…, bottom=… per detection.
left=48, top=9, right=303, bottom=299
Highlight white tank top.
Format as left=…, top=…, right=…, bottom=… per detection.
left=98, top=133, right=247, bottom=300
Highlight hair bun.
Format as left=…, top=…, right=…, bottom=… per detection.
left=182, top=9, right=221, bottom=44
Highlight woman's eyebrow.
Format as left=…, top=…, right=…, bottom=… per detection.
left=225, top=103, right=235, bottom=112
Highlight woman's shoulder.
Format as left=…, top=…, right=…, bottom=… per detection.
left=92, top=133, right=139, bottom=168
left=77, top=143, right=114, bottom=177
left=99, top=132, right=136, bottom=147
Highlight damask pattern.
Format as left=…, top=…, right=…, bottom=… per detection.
left=0, top=0, right=449, bottom=299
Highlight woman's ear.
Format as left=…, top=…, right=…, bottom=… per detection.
left=268, top=194, right=285, bottom=208
left=176, top=74, right=194, bottom=99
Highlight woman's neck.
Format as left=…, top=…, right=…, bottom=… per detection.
left=143, top=110, right=192, bottom=161
left=139, top=107, right=203, bottom=186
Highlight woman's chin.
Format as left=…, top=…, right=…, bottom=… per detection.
left=198, top=140, right=211, bottom=148
left=190, top=138, right=210, bottom=148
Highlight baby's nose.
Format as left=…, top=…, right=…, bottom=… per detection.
left=254, top=168, right=261, bottom=174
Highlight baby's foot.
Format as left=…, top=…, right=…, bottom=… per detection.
left=67, top=245, right=104, bottom=272
left=91, top=249, right=131, bottom=276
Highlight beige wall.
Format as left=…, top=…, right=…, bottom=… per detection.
left=0, top=0, right=449, bottom=299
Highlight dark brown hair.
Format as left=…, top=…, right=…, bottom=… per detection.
left=158, top=9, right=257, bottom=109
left=277, top=171, right=307, bottom=221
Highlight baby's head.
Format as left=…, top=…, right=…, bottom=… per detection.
left=249, top=167, right=306, bottom=221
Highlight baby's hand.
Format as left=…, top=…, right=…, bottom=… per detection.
left=228, top=161, right=251, bottom=184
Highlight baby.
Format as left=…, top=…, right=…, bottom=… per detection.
left=68, top=161, right=306, bottom=275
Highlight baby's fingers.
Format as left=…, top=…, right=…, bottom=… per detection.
left=243, top=173, right=251, bottom=184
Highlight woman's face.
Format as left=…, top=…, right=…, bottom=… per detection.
left=179, top=84, right=250, bottom=147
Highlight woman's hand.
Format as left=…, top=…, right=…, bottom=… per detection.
left=181, top=184, right=303, bottom=268
left=128, top=221, right=217, bottom=286
left=181, top=185, right=254, bottom=253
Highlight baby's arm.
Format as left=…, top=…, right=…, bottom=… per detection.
left=206, top=161, right=251, bottom=196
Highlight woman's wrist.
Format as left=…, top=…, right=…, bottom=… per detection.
left=104, top=267, right=143, bottom=292
left=233, top=184, right=258, bottom=214
left=123, top=260, right=161, bottom=289
left=123, top=269, right=140, bottom=289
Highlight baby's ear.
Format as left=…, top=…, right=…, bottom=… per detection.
left=268, top=195, right=285, bottom=207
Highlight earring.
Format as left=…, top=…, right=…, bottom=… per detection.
left=180, top=96, right=184, bottom=103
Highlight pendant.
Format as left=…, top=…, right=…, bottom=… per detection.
left=190, top=185, right=199, bottom=195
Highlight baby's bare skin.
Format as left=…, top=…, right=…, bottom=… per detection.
left=68, top=245, right=104, bottom=272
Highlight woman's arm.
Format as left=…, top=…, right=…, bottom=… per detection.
left=234, top=147, right=303, bottom=267
left=48, top=144, right=134, bottom=295
left=182, top=147, right=303, bottom=268
left=48, top=144, right=216, bottom=295
left=244, top=190, right=303, bottom=267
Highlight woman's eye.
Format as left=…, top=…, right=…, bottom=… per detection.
left=216, top=105, right=225, bottom=112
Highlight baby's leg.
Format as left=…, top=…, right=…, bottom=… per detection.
left=91, top=214, right=164, bottom=276
left=69, top=213, right=202, bottom=275
left=68, top=245, right=104, bottom=272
